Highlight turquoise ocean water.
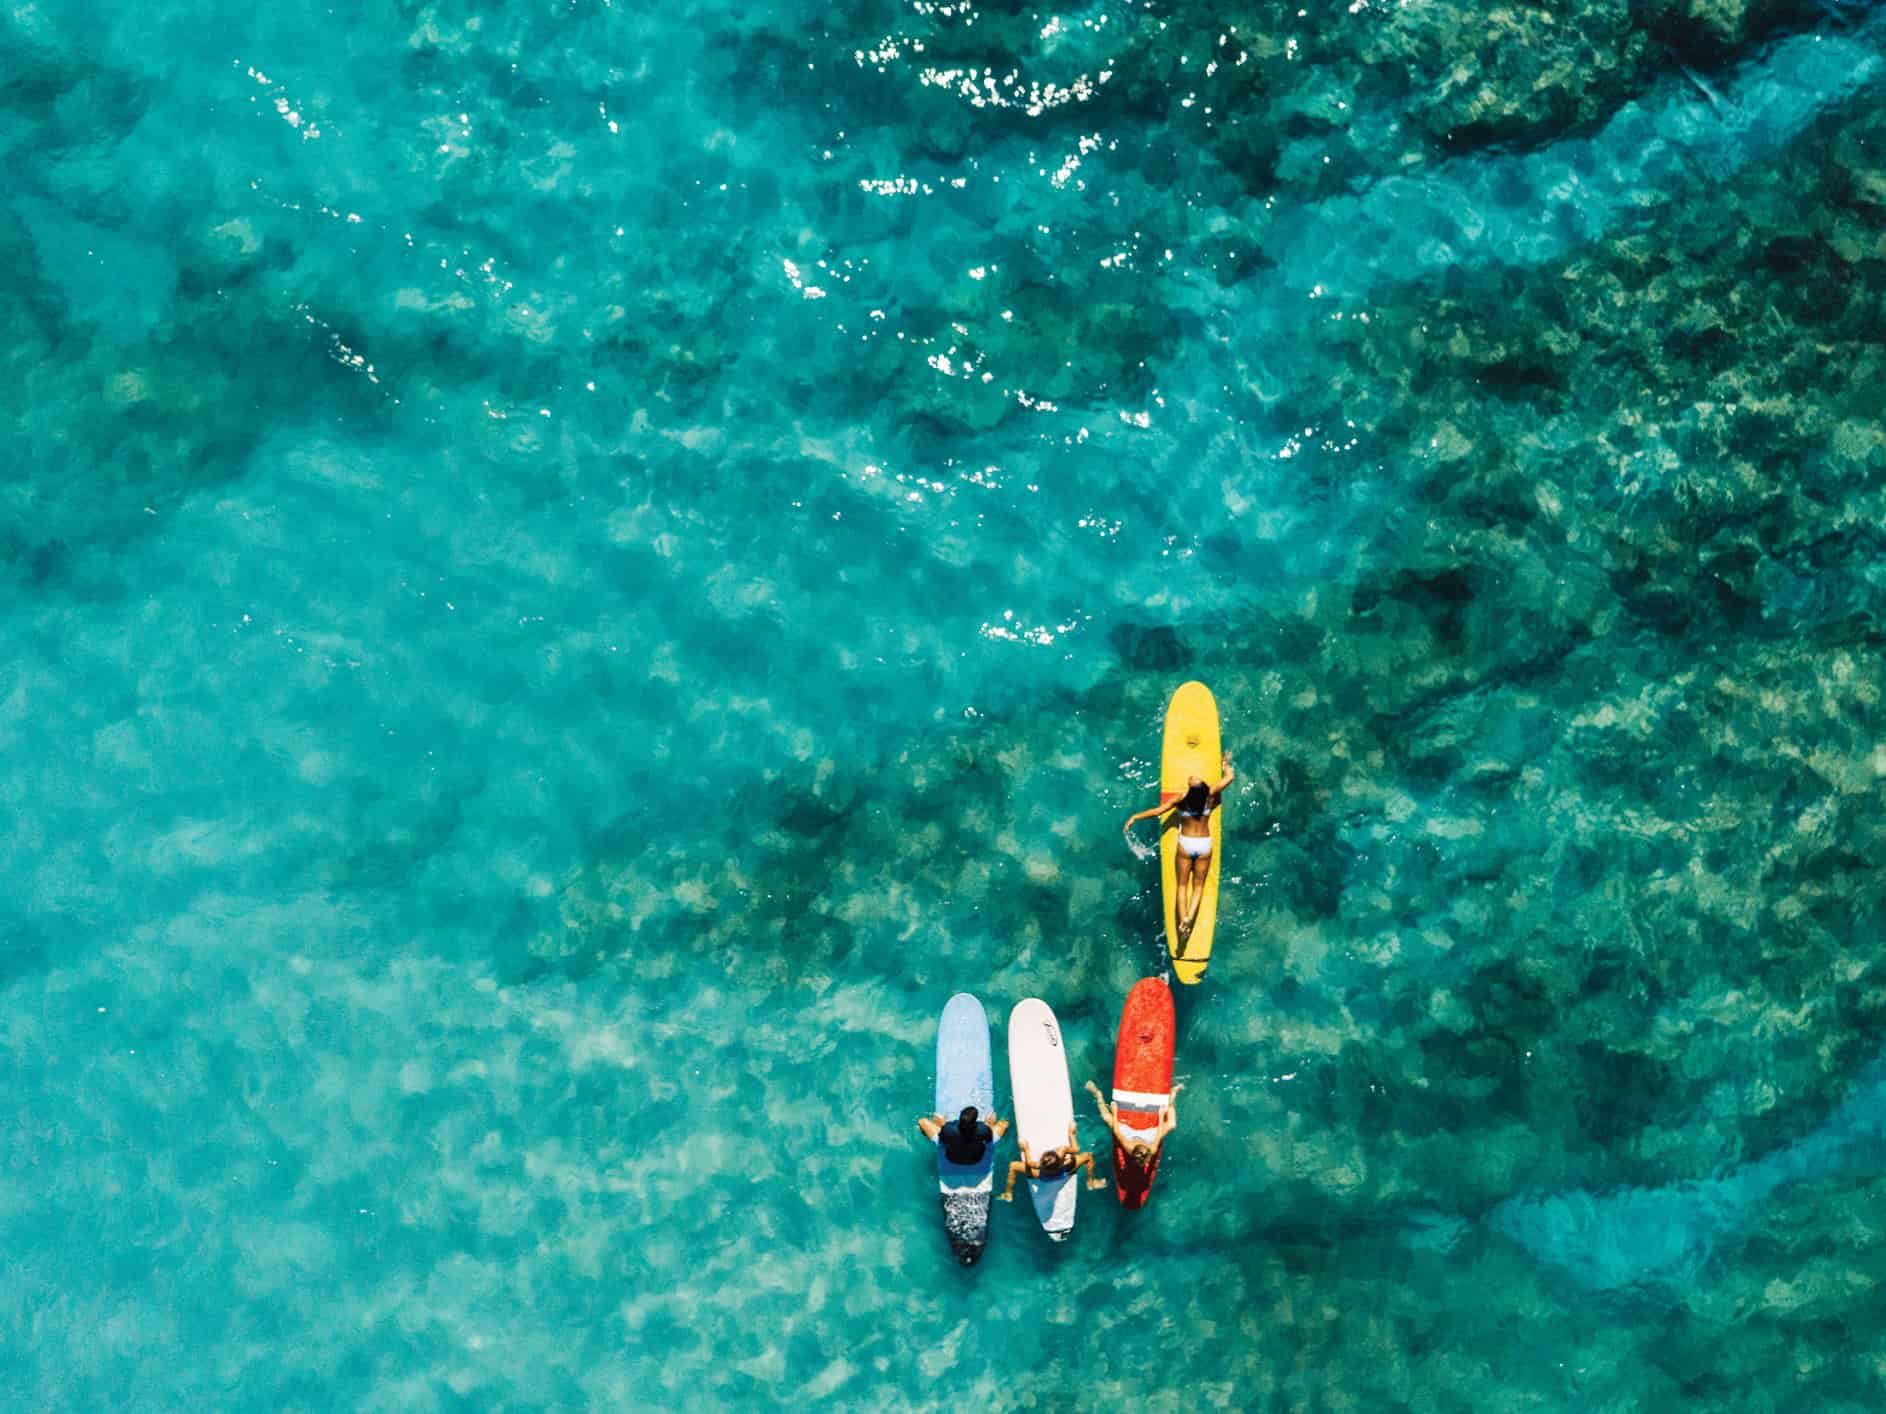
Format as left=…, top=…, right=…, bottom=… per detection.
left=7, top=0, right=1886, bottom=1406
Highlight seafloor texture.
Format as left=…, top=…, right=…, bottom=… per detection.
left=5, top=0, right=1886, bottom=1408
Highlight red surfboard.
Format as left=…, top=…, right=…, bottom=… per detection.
left=1111, top=977, right=1176, bottom=1208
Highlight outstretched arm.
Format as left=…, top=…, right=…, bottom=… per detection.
left=1075, top=1150, right=1107, bottom=1190
left=998, top=1160, right=1027, bottom=1201
left=1123, top=792, right=1178, bottom=831
left=1083, top=1079, right=1115, bottom=1127
left=1160, top=1082, right=1184, bottom=1139
left=1209, top=752, right=1236, bottom=797
left=917, top=1114, right=943, bottom=1141
left=988, top=1116, right=1010, bottom=1140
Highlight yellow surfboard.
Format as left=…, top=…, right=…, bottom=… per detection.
left=1160, top=681, right=1222, bottom=985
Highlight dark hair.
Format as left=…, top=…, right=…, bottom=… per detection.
left=1179, top=781, right=1211, bottom=814
left=959, top=1106, right=979, bottom=1129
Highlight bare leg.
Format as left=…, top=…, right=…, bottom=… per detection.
left=1172, top=855, right=1189, bottom=946
left=1183, top=850, right=1213, bottom=932
left=1174, top=854, right=1201, bottom=952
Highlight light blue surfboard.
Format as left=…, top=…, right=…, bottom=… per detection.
left=935, top=992, right=996, bottom=1265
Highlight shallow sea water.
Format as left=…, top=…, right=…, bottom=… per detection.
left=7, top=0, right=1886, bottom=1408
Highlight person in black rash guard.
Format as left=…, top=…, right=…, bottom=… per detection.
left=917, top=1105, right=1009, bottom=1164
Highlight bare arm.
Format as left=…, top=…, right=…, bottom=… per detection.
left=1208, top=752, right=1236, bottom=797
left=1122, top=790, right=1179, bottom=831
left=1163, top=1082, right=1184, bottom=1137
left=998, top=1160, right=1026, bottom=1201
left=917, top=1114, right=943, bottom=1141
left=1083, top=1086, right=1139, bottom=1149
left=1076, top=1150, right=1107, bottom=1190
left=988, top=1117, right=1010, bottom=1140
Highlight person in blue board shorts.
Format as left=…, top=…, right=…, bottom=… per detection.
left=918, top=1105, right=1008, bottom=1165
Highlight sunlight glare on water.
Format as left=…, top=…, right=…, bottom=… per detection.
left=5, top=0, right=1886, bottom=1406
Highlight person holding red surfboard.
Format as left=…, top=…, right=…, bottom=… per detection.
left=996, top=1123, right=1107, bottom=1199
left=1123, top=751, right=1235, bottom=950
left=1085, top=1078, right=1182, bottom=1194
left=1100, top=976, right=1179, bottom=1206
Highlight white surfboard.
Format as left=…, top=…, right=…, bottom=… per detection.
left=1007, top=998, right=1078, bottom=1240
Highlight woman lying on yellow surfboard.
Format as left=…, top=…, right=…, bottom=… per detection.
left=1123, top=751, right=1234, bottom=951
